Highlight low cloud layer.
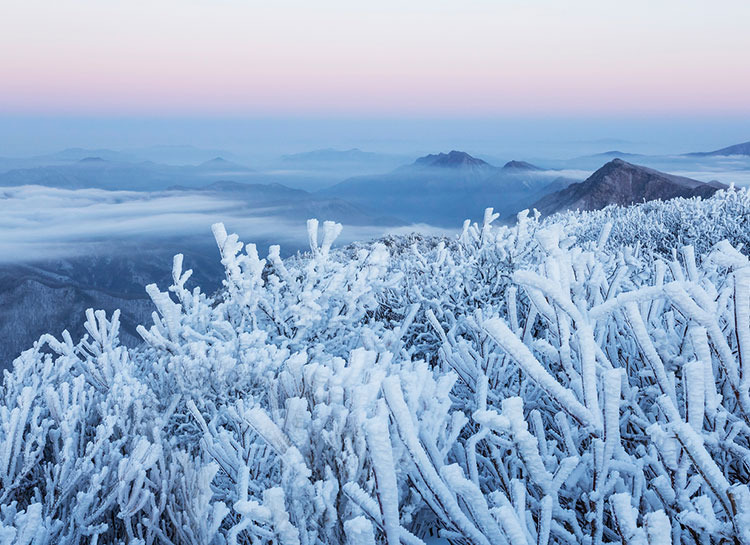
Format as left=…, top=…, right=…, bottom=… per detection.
left=672, top=170, right=750, bottom=188
left=0, top=185, right=453, bottom=263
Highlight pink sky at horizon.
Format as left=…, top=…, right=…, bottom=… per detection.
left=2, top=0, right=749, bottom=117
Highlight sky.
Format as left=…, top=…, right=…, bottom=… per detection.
left=2, top=0, right=750, bottom=118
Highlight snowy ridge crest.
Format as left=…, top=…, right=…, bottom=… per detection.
left=2, top=188, right=750, bottom=544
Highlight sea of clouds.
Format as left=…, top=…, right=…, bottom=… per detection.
left=0, top=185, right=453, bottom=263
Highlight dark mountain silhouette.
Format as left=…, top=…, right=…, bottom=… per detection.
left=78, top=156, right=108, bottom=163
left=502, top=160, right=543, bottom=171
left=412, top=150, right=490, bottom=169
left=201, top=156, right=232, bottom=165
left=686, top=141, right=750, bottom=157
left=532, top=159, right=727, bottom=216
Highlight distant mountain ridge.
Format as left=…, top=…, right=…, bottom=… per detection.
left=502, top=160, right=543, bottom=171
left=322, top=150, right=581, bottom=225
left=43, top=148, right=136, bottom=162
left=282, top=148, right=384, bottom=162
left=0, top=156, right=256, bottom=191
left=31, top=145, right=241, bottom=165
left=278, top=148, right=409, bottom=174
left=532, top=159, right=727, bottom=216
left=686, top=141, right=750, bottom=157
left=412, top=150, right=490, bottom=169
left=591, top=150, right=643, bottom=159
left=197, top=157, right=254, bottom=171
left=78, top=156, right=108, bottom=163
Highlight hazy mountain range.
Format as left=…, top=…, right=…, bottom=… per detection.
left=686, top=140, right=750, bottom=157
left=280, top=148, right=408, bottom=171
left=321, top=151, right=577, bottom=226
left=1, top=141, right=748, bottom=369
left=0, top=156, right=255, bottom=191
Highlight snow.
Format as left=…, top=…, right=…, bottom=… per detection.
left=2, top=187, right=750, bottom=543
left=364, top=401, right=400, bottom=545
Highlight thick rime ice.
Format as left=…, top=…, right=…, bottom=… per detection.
left=2, top=188, right=750, bottom=543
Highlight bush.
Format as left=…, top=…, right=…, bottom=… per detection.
left=2, top=190, right=750, bottom=544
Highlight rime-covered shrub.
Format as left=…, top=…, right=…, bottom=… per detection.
left=556, top=186, right=750, bottom=256
left=2, top=190, right=750, bottom=544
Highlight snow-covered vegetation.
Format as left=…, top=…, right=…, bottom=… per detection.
left=2, top=188, right=750, bottom=544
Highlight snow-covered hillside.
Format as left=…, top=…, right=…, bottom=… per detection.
left=2, top=188, right=750, bottom=544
